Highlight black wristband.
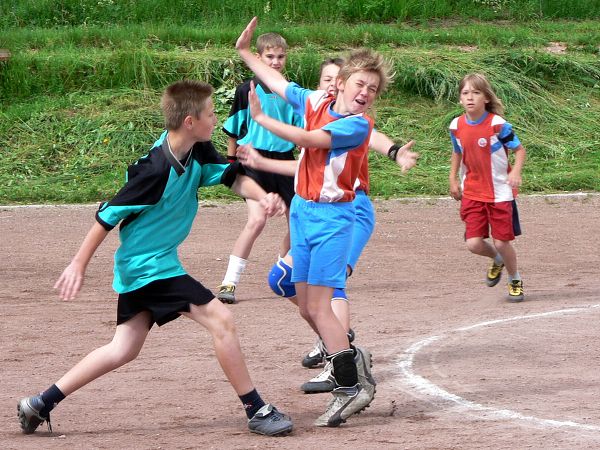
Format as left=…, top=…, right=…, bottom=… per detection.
left=387, top=144, right=401, bottom=161
left=227, top=155, right=238, bottom=163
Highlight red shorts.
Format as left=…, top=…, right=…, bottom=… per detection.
left=460, top=198, right=518, bottom=241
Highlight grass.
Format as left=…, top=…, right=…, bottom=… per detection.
left=0, top=16, right=599, bottom=204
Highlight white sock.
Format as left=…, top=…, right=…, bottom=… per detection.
left=494, top=253, right=504, bottom=265
left=222, top=255, right=248, bottom=286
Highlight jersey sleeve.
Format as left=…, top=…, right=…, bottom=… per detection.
left=285, top=82, right=313, bottom=117
left=192, top=141, right=246, bottom=188
left=322, top=115, right=370, bottom=156
left=96, top=152, right=169, bottom=230
left=450, top=130, right=462, bottom=153
left=497, top=122, right=522, bottom=150
left=222, top=82, right=250, bottom=139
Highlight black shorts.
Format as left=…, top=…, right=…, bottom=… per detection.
left=117, top=275, right=214, bottom=327
left=243, top=150, right=295, bottom=207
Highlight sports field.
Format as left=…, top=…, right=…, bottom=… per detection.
left=2, top=194, right=599, bottom=449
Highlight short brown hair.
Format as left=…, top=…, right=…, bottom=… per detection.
left=459, top=73, right=504, bottom=115
left=319, top=57, right=345, bottom=76
left=256, top=32, right=288, bottom=54
left=338, top=48, right=393, bottom=94
left=161, top=80, right=213, bottom=130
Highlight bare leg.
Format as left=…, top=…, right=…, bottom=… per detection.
left=230, top=199, right=267, bottom=260
left=465, top=236, right=498, bottom=258
left=300, top=284, right=348, bottom=355
left=181, top=299, right=254, bottom=395
left=493, top=239, right=518, bottom=276
left=56, top=311, right=152, bottom=396
left=331, top=299, right=350, bottom=332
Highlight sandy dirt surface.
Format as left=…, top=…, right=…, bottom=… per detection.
left=1, top=194, right=599, bottom=449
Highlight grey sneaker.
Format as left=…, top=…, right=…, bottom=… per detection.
left=17, top=395, right=52, bottom=434
left=248, top=403, right=293, bottom=436
left=355, top=346, right=376, bottom=406
left=301, top=338, right=326, bottom=368
left=314, top=384, right=372, bottom=427
left=217, top=284, right=236, bottom=304
left=301, top=360, right=334, bottom=393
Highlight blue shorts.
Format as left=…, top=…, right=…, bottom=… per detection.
left=347, top=190, right=375, bottom=271
left=289, top=195, right=355, bottom=288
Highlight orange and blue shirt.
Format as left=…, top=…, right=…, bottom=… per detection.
left=285, top=83, right=373, bottom=203
left=449, top=112, right=521, bottom=203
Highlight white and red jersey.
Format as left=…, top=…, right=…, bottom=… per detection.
left=286, top=83, right=373, bottom=203
left=449, top=112, right=522, bottom=203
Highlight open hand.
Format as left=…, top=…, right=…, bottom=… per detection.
left=54, top=261, right=85, bottom=301
left=394, top=140, right=419, bottom=173
left=236, top=143, right=264, bottom=169
left=236, top=16, right=258, bottom=52
left=248, top=80, right=264, bottom=121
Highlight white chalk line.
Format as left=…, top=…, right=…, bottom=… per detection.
left=397, top=304, right=600, bottom=431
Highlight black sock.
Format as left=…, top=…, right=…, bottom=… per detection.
left=40, top=384, right=65, bottom=418
left=330, top=348, right=358, bottom=387
left=239, top=389, right=265, bottom=419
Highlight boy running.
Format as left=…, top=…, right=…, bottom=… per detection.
left=17, top=80, right=293, bottom=437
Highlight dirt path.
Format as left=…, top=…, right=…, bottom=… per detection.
left=1, top=194, right=599, bottom=449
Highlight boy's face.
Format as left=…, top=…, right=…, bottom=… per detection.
left=318, top=63, right=340, bottom=96
left=257, top=46, right=287, bottom=73
left=459, top=81, right=489, bottom=120
left=191, top=97, right=218, bottom=141
left=337, top=70, right=380, bottom=115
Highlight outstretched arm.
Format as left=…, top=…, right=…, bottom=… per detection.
left=231, top=174, right=286, bottom=217
left=248, top=81, right=331, bottom=148
left=236, top=17, right=289, bottom=100
left=54, top=221, right=109, bottom=300
left=237, top=144, right=297, bottom=176
left=369, top=130, right=419, bottom=173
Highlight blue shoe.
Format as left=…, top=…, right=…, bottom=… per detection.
left=248, top=404, right=293, bottom=436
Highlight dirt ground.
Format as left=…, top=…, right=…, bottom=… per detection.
left=1, top=194, right=600, bottom=450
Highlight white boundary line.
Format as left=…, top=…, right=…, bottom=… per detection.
left=397, top=304, right=600, bottom=431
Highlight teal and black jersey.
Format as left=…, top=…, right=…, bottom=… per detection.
left=222, top=77, right=302, bottom=152
left=96, top=132, right=241, bottom=294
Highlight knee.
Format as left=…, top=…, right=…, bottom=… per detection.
left=493, top=239, right=509, bottom=252
left=107, top=341, right=142, bottom=367
left=210, top=307, right=237, bottom=339
left=465, top=238, right=482, bottom=254
left=244, top=214, right=267, bottom=235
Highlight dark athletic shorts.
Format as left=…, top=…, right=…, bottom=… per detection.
left=117, top=275, right=215, bottom=327
left=243, top=149, right=295, bottom=207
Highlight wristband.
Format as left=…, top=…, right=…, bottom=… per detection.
left=227, top=155, right=238, bottom=163
left=387, top=144, right=401, bottom=161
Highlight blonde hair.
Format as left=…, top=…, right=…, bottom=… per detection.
left=459, top=73, right=504, bottom=115
left=338, top=48, right=393, bottom=94
left=256, top=32, right=288, bottom=54
left=161, top=80, right=213, bottom=130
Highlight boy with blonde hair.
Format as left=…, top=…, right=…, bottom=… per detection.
left=17, top=79, right=293, bottom=437
left=235, top=17, right=392, bottom=427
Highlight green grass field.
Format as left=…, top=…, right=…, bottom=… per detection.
left=1, top=1, right=599, bottom=203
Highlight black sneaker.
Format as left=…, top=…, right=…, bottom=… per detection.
left=301, top=337, right=326, bottom=368
left=17, top=395, right=52, bottom=434
left=301, top=360, right=335, bottom=393
left=248, top=404, right=293, bottom=436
